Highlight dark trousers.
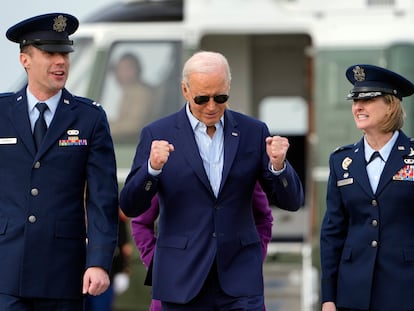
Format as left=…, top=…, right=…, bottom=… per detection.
left=0, top=294, right=84, bottom=311
left=161, top=262, right=264, bottom=311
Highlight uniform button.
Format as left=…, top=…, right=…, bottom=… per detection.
left=31, top=188, right=39, bottom=196
left=371, top=240, right=378, bottom=247
left=371, top=200, right=378, bottom=207
left=33, top=161, right=41, bottom=169
left=28, top=215, right=37, bottom=223
left=371, top=220, right=378, bottom=227
left=212, top=232, right=217, bottom=238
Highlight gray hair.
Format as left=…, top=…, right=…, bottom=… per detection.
left=182, top=51, right=232, bottom=86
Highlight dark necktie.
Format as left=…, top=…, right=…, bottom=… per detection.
left=367, top=151, right=383, bottom=164
left=33, top=102, right=48, bottom=150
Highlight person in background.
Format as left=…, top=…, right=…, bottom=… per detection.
left=131, top=182, right=273, bottom=311
left=120, top=50, right=303, bottom=311
left=320, top=64, right=414, bottom=311
left=85, top=211, right=133, bottom=311
left=0, top=13, right=119, bottom=310
left=109, top=53, right=153, bottom=141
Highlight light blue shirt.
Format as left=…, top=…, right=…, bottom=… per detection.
left=186, top=103, right=224, bottom=197
left=365, top=131, right=398, bottom=192
left=27, top=89, right=61, bottom=132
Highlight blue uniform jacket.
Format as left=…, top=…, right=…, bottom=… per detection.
left=0, top=88, right=119, bottom=299
left=120, top=106, right=304, bottom=303
left=320, top=130, right=414, bottom=311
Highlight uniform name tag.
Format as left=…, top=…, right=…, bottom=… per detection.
left=337, top=178, right=353, bottom=187
left=0, top=138, right=17, bottom=144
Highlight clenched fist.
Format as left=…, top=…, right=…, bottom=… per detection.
left=149, top=140, right=175, bottom=170
left=265, top=135, right=289, bottom=171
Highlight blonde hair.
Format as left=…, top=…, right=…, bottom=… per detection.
left=381, top=94, right=405, bottom=132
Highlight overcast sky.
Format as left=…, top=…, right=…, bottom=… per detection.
left=0, top=0, right=116, bottom=91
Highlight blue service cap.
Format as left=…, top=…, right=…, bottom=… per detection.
left=6, top=13, right=79, bottom=53
left=346, top=64, right=414, bottom=100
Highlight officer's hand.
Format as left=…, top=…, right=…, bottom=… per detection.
left=82, top=267, right=110, bottom=296
left=265, top=135, right=289, bottom=171
left=321, top=301, right=337, bottom=311
left=149, top=140, right=175, bottom=170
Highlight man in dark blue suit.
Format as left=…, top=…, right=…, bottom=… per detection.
left=0, top=13, right=119, bottom=310
left=120, top=51, right=304, bottom=310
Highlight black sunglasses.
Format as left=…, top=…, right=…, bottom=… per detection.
left=193, top=94, right=229, bottom=105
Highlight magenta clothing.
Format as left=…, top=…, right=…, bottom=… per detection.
left=131, top=182, right=273, bottom=311
left=131, top=195, right=159, bottom=268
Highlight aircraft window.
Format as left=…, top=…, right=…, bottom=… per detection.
left=258, top=96, right=308, bottom=135
left=100, top=42, right=182, bottom=143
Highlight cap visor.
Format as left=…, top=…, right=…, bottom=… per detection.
left=35, top=44, right=74, bottom=53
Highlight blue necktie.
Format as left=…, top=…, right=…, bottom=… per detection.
left=33, top=102, right=48, bottom=150
left=367, top=151, right=383, bottom=164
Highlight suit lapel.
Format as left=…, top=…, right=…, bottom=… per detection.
left=220, top=110, right=239, bottom=194
left=376, top=132, right=410, bottom=195
left=348, top=139, right=373, bottom=197
left=9, top=91, right=36, bottom=156
left=35, top=91, right=77, bottom=158
left=174, top=107, right=212, bottom=194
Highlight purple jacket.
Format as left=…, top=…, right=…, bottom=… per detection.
left=131, top=181, right=273, bottom=311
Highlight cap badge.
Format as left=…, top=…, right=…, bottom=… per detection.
left=353, top=66, right=366, bottom=82
left=53, top=15, right=67, bottom=33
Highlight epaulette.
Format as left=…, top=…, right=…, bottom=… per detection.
left=333, top=143, right=355, bottom=154
left=73, top=96, right=102, bottom=109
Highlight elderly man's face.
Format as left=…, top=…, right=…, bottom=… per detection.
left=182, top=71, right=229, bottom=127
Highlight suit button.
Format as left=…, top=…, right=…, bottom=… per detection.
left=212, top=232, right=217, bottom=238
left=144, top=181, right=152, bottom=191
left=31, top=188, right=39, bottom=196
left=371, top=200, right=378, bottom=207
left=28, top=215, right=37, bottom=223
left=371, top=240, right=378, bottom=247
left=371, top=219, right=378, bottom=227
left=33, top=161, right=41, bottom=169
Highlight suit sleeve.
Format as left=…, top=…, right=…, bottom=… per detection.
left=85, top=108, right=119, bottom=272
left=120, top=126, right=159, bottom=217
left=320, top=153, right=349, bottom=303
